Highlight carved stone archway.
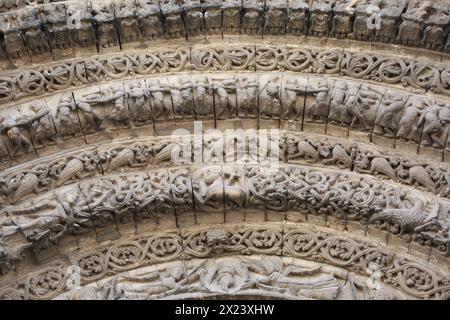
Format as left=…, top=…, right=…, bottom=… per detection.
left=0, top=0, right=450, bottom=300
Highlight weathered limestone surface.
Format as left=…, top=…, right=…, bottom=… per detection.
left=1, top=0, right=450, bottom=302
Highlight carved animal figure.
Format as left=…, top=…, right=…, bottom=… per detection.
left=397, top=163, right=437, bottom=193
left=3, top=172, right=41, bottom=202
left=322, top=145, right=355, bottom=169
left=55, top=158, right=85, bottom=186
left=355, top=155, right=397, bottom=181
left=369, top=200, right=439, bottom=235
left=287, top=139, right=330, bottom=163
left=102, top=146, right=149, bottom=172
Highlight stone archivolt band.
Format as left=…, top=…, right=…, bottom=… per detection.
left=1, top=0, right=450, bottom=63
left=1, top=223, right=449, bottom=300
left=0, top=162, right=449, bottom=278
left=1, top=71, right=450, bottom=170
left=1, top=44, right=450, bottom=104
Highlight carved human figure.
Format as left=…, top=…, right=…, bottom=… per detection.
left=171, top=77, right=194, bottom=117
left=39, top=3, right=72, bottom=50
left=373, top=92, right=407, bottom=137
left=328, top=82, right=357, bottom=126
left=397, top=1, right=431, bottom=46
left=237, top=77, right=258, bottom=117
left=7, top=189, right=91, bottom=249
left=264, top=2, right=287, bottom=35
left=114, top=0, right=140, bottom=44
left=91, top=2, right=119, bottom=49
left=221, top=0, right=241, bottom=34
left=112, top=262, right=205, bottom=299
left=29, top=102, right=56, bottom=146
left=331, top=4, right=353, bottom=39
left=287, top=2, right=308, bottom=36
left=375, top=3, right=404, bottom=43
left=396, top=97, right=428, bottom=143
left=214, top=78, right=237, bottom=119
left=104, top=85, right=129, bottom=128
left=203, top=1, right=222, bottom=35
left=127, top=82, right=152, bottom=125
left=162, top=4, right=185, bottom=38
left=54, top=96, right=82, bottom=138
left=17, top=7, right=50, bottom=56
left=418, top=102, right=450, bottom=148
left=193, top=77, right=213, bottom=117
left=352, top=1, right=377, bottom=41
left=242, top=0, right=263, bottom=35
left=246, top=257, right=341, bottom=299
left=184, top=1, right=205, bottom=37
left=0, top=111, right=47, bottom=157
left=308, top=2, right=332, bottom=36
left=66, top=3, right=96, bottom=48
left=421, top=5, right=450, bottom=51
left=136, top=0, right=163, bottom=41
left=0, top=14, right=27, bottom=60
left=147, top=79, right=172, bottom=120
left=305, top=80, right=330, bottom=122
left=349, top=86, right=383, bottom=131
left=259, top=79, right=281, bottom=119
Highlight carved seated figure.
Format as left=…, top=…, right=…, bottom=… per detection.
left=308, top=2, right=332, bottom=37
left=264, top=1, right=287, bottom=35
left=114, top=0, right=140, bottom=44
left=221, top=0, right=241, bottom=34
left=66, top=3, right=96, bottom=48
left=17, top=7, right=50, bottom=57
left=287, top=2, right=308, bottom=36
left=40, top=3, right=72, bottom=50
left=242, top=0, right=264, bottom=36
left=92, top=2, right=120, bottom=48
left=162, top=4, right=185, bottom=39
left=183, top=1, right=205, bottom=37
left=203, top=0, right=222, bottom=35
left=136, top=0, right=163, bottom=41
left=0, top=13, right=27, bottom=60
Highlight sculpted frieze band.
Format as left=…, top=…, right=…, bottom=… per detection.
left=1, top=224, right=449, bottom=300
left=2, top=44, right=450, bottom=106
left=1, top=0, right=450, bottom=63
left=2, top=130, right=450, bottom=207
left=1, top=72, right=450, bottom=168
left=0, top=163, right=449, bottom=277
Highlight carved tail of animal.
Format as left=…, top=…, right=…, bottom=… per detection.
left=55, top=158, right=84, bottom=187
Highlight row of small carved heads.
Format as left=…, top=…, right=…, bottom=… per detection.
left=1, top=0, right=450, bottom=61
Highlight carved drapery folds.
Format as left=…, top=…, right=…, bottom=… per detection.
left=0, top=224, right=448, bottom=300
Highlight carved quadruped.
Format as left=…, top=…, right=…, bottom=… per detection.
left=1, top=223, right=448, bottom=300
